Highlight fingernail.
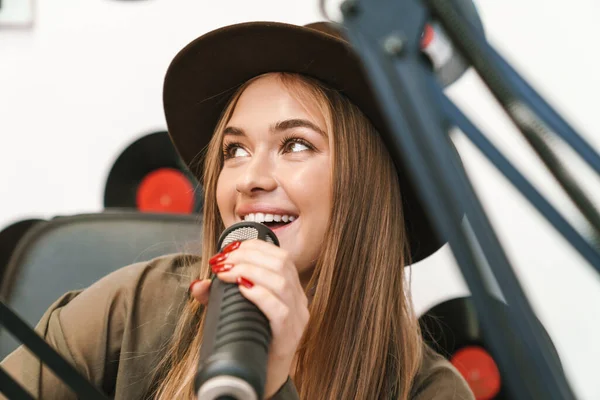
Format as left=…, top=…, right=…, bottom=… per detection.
left=221, top=241, right=241, bottom=254
left=237, top=276, right=254, bottom=289
left=209, top=252, right=228, bottom=265
left=211, top=263, right=234, bottom=274
left=188, top=279, right=201, bottom=294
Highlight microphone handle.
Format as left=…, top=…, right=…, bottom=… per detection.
left=195, top=277, right=271, bottom=400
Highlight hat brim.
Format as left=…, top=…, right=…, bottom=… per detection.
left=163, top=21, right=443, bottom=263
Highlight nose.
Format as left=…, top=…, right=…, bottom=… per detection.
left=235, top=152, right=277, bottom=195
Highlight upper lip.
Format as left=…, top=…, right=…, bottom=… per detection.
left=236, top=204, right=299, bottom=221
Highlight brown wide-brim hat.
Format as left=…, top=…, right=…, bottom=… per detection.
left=163, top=21, right=449, bottom=263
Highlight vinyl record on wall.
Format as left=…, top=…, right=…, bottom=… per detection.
left=104, top=131, right=202, bottom=214
left=0, top=218, right=45, bottom=280
left=419, top=296, right=563, bottom=400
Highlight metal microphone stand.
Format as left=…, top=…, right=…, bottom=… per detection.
left=340, top=0, right=600, bottom=399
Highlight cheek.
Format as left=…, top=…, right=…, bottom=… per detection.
left=282, top=158, right=332, bottom=227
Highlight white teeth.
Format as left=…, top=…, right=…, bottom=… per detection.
left=241, top=213, right=297, bottom=224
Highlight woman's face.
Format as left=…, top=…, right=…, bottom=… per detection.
left=216, top=75, right=332, bottom=284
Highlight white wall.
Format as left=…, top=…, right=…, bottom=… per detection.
left=1, top=0, right=599, bottom=398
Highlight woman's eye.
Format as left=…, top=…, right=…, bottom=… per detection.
left=223, top=143, right=249, bottom=159
left=282, top=137, right=313, bottom=154
left=232, top=147, right=249, bottom=157
left=224, top=137, right=314, bottom=160
left=286, top=141, right=308, bottom=153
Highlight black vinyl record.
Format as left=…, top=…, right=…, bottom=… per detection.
left=103, top=131, right=202, bottom=214
left=419, top=296, right=563, bottom=400
left=0, top=219, right=45, bottom=281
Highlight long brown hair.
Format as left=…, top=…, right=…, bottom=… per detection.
left=151, top=72, right=424, bottom=399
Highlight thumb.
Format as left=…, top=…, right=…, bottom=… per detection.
left=189, top=279, right=212, bottom=305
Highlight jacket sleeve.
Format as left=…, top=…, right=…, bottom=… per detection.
left=0, top=257, right=159, bottom=399
left=266, top=356, right=473, bottom=400
left=269, top=377, right=300, bottom=400
left=0, top=291, right=85, bottom=400
left=412, top=366, right=475, bottom=400
left=411, top=346, right=475, bottom=400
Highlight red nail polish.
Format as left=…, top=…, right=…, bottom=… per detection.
left=212, top=263, right=234, bottom=274
left=221, top=241, right=241, bottom=254
left=188, top=279, right=201, bottom=294
left=209, top=252, right=228, bottom=265
left=237, top=276, right=254, bottom=289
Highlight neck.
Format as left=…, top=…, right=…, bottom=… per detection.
left=298, top=267, right=316, bottom=303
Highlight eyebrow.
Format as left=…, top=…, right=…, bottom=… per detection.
left=223, top=118, right=327, bottom=138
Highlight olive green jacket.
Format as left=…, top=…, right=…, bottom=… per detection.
left=1, top=254, right=474, bottom=399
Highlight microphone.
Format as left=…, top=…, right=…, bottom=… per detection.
left=195, top=221, right=279, bottom=400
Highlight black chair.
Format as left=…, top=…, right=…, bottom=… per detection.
left=0, top=211, right=202, bottom=358
left=0, top=218, right=47, bottom=285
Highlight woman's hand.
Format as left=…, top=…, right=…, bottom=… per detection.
left=189, top=239, right=310, bottom=399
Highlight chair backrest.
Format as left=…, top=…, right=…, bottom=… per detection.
left=0, top=211, right=202, bottom=358
left=0, top=219, right=46, bottom=284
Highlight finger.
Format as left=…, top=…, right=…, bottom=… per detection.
left=190, top=279, right=212, bottom=305
left=218, top=246, right=290, bottom=274
left=224, top=239, right=286, bottom=262
left=237, top=284, right=293, bottom=341
left=238, top=284, right=309, bottom=354
left=215, top=264, right=296, bottom=305
left=239, top=238, right=285, bottom=257
left=217, top=265, right=308, bottom=321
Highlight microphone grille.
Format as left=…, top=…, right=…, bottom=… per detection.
left=219, top=222, right=279, bottom=251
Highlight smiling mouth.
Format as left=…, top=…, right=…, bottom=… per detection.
left=260, top=219, right=296, bottom=230
left=240, top=213, right=298, bottom=230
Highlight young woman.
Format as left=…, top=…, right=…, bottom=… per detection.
left=1, top=22, right=474, bottom=399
